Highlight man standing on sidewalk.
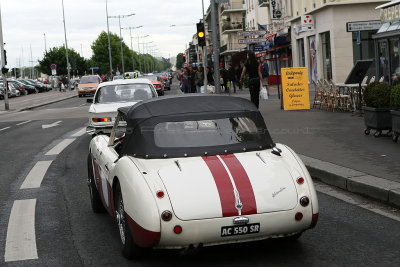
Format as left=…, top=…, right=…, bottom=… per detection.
left=227, top=64, right=236, bottom=93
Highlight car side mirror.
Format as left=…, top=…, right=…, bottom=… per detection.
left=87, top=98, right=93, bottom=103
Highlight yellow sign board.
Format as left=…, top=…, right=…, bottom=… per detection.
left=281, top=67, right=310, bottom=110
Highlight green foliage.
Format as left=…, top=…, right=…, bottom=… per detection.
left=38, top=46, right=87, bottom=76
left=391, top=85, right=400, bottom=111
left=176, top=53, right=185, bottom=69
left=363, top=82, right=392, bottom=109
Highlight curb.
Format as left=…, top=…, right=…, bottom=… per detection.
left=0, top=94, right=77, bottom=115
left=300, top=155, right=400, bottom=208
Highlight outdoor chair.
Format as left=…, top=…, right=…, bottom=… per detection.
left=379, top=76, right=384, bottom=82
left=369, top=76, right=375, bottom=84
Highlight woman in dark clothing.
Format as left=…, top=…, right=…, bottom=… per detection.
left=207, top=67, right=214, bottom=85
left=239, top=51, right=265, bottom=108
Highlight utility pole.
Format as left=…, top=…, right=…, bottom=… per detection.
left=62, top=0, right=71, bottom=90
left=0, top=5, right=9, bottom=110
left=122, top=26, right=142, bottom=72
left=43, top=33, right=47, bottom=53
left=105, top=0, right=113, bottom=75
left=210, top=0, right=220, bottom=93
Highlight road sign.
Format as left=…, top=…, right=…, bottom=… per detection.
left=52, top=69, right=56, bottom=75
left=238, top=31, right=267, bottom=37
left=51, top=64, right=56, bottom=70
left=253, top=45, right=264, bottom=52
left=238, top=38, right=265, bottom=44
left=346, top=20, right=382, bottom=32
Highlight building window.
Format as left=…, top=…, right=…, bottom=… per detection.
left=321, top=31, right=332, bottom=80
left=378, top=40, right=390, bottom=83
left=390, top=39, right=400, bottom=85
left=298, top=38, right=305, bottom=67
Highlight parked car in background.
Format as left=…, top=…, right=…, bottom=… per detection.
left=0, top=85, right=8, bottom=99
left=78, top=75, right=101, bottom=97
left=157, top=73, right=170, bottom=90
left=151, top=80, right=164, bottom=96
left=19, top=79, right=47, bottom=93
left=8, top=80, right=35, bottom=95
left=86, top=78, right=158, bottom=135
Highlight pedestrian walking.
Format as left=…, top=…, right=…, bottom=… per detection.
left=181, top=68, right=191, bottom=94
left=207, top=66, right=214, bottom=85
left=227, top=64, right=236, bottom=93
left=195, top=66, right=204, bottom=93
left=236, top=61, right=243, bottom=90
left=58, top=76, right=63, bottom=92
left=220, top=67, right=227, bottom=93
left=188, top=66, right=196, bottom=93
left=240, top=51, right=265, bottom=108
left=260, top=58, right=270, bottom=95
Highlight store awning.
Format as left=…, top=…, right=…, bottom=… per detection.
left=372, top=21, right=400, bottom=39
left=376, top=0, right=400, bottom=10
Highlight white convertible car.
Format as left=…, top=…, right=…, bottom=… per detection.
left=86, top=78, right=158, bottom=135
left=87, top=95, right=319, bottom=259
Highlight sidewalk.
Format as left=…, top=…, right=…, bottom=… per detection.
left=254, top=85, right=400, bottom=208
left=0, top=90, right=77, bottom=114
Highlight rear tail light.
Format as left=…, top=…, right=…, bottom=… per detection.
left=295, top=212, right=303, bottom=221
left=297, top=177, right=304, bottom=184
left=300, top=196, right=310, bottom=207
left=156, top=191, right=164, bottom=198
left=173, top=225, right=182, bottom=234
left=310, top=213, right=319, bottom=228
left=161, top=211, right=172, bottom=221
left=92, top=117, right=111, bottom=123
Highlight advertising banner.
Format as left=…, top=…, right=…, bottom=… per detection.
left=281, top=67, right=310, bottom=110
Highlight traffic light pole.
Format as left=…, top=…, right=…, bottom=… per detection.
left=0, top=6, right=9, bottom=110
left=201, top=0, right=207, bottom=88
left=210, top=0, right=220, bottom=93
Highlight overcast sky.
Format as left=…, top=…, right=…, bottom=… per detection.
left=1, top=0, right=211, bottom=69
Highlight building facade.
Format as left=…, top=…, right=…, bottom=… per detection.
left=289, top=0, right=388, bottom=83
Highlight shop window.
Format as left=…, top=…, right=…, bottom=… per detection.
left=321, top=31, right=332, bottom=80
left=378, top=40, right=390, bottom=84
left=390, top=39, right=400, bottom=85
left=352, top=31, right=376, bottom=79
left=308, top=36, right=318, bottom=82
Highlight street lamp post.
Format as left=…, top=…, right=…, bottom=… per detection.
left=141, top=40, right=152, bottom=74
left=105, top=0, right=113, bottom=75
left=61, top=0, right=71, bottom=90
left=108, top=13, right=135, bottom=74
left=43, top=33, right=47, bottom=53
left=122, top=26, right=142, bottom=72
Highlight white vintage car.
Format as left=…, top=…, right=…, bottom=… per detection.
left=86, top=78, right=158, bottom=135
left=87, top=95, right=319, bottom=259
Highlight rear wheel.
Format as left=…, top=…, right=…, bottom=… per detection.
left=115, top=182, right=143, bottom=259
left=87, top=154, right=106, bottom=213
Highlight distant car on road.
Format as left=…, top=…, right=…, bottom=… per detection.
left=157, top=73, right=170, bottom=90
left=113, top=75, right=124, bottom=81
left=87, top=95, right=319, bottom=259
left=86, top=78, right=158, bottom=135
left=78, top=75, right=101, bottom=97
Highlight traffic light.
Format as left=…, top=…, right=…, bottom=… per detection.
left=197, top=23, right=206, bottom=47
left=2, top=67, right=9, bottom=74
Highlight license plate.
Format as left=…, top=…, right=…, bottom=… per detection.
left=221, top=223, right=260, bottom=237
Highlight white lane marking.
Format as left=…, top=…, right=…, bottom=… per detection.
left=71, top=128, right=86, bottom=137
left=0, top=126, right=11, bottom=132
left=16, top=120, right=32, bottom=126
left=45, top=138, right=76, bottom=155
left=20, top=161, right=53, bottom=189
left=42, top=120, right=62, bottom=129
left=45, top=106, right=82, bottom=111
left=5, top=199, right=38, bottom=262
left=79, top=103, right=86, bottom=106
left=315, top=183, right=400, bottom=222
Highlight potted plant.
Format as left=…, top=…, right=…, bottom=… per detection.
left=391, top=84, right=400, bottom=142
left=363, top=82, right=392, bottom=137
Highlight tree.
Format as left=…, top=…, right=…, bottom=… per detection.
left=91, top=31, right=166, bottom=74
left=38, top=46, right=86, bottom=76
left=176, top=53, right=185, bottom=69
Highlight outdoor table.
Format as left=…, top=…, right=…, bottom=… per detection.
left=335, top=83, right=367, bottom=111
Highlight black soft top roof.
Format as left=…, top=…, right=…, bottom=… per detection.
left=118, top=95, right=274, bottom=159
left=118, top=94, right=259, bottom=121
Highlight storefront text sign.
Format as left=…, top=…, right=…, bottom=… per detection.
left=346, top=20, right=382, bottom=32
left=281, top=67, right=310, bottom=110
left=380, top=3, right=400, bottom=23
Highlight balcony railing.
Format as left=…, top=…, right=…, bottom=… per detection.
left=258, top=0, right=269, bottom=7
left=222, top=22, right=243, bottom=33
left=221, top=3, right=246, bottom=14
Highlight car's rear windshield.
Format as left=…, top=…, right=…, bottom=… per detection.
left=95, top=83, right=156, bottom=103
left=80, top=76, right=99, bottom=84
left=154, top=117, right=265, bottom=148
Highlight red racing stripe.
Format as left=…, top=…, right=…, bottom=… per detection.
left=202, top=156, right=237, bottom=217
left=220, top=154, right=257, bottom=215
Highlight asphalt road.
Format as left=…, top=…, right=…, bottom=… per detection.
left=1, top=82, right=399, bottom=266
